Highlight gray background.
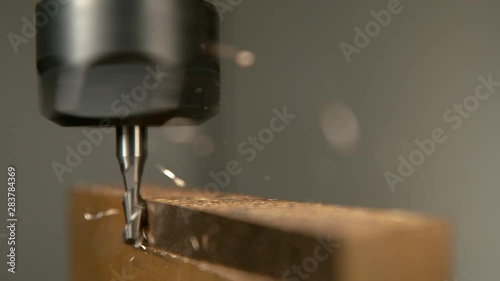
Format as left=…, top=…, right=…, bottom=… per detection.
left=1, top=0, right=499, bottom=280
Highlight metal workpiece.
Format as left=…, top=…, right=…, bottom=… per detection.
left=116, top=126, right=147, bottom=246
left=70, top=185, right=451, bottom=281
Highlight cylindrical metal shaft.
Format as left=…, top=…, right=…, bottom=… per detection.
left=116, top=126, right=147, bottom=246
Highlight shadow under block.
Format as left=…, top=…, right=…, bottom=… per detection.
left=69, top=185, right=451, bottom=281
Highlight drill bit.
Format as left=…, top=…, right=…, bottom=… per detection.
left=116, top=126, right=147, bottom=247
left=36, top=0, right=220, bottom=246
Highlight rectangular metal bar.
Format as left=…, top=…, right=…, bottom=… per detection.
left=69, top=185, right=451, bottom=281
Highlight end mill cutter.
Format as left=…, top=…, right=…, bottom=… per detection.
left=116, top=126, right=147, bottom=245
left=36, top=0, right=220, bottom=246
